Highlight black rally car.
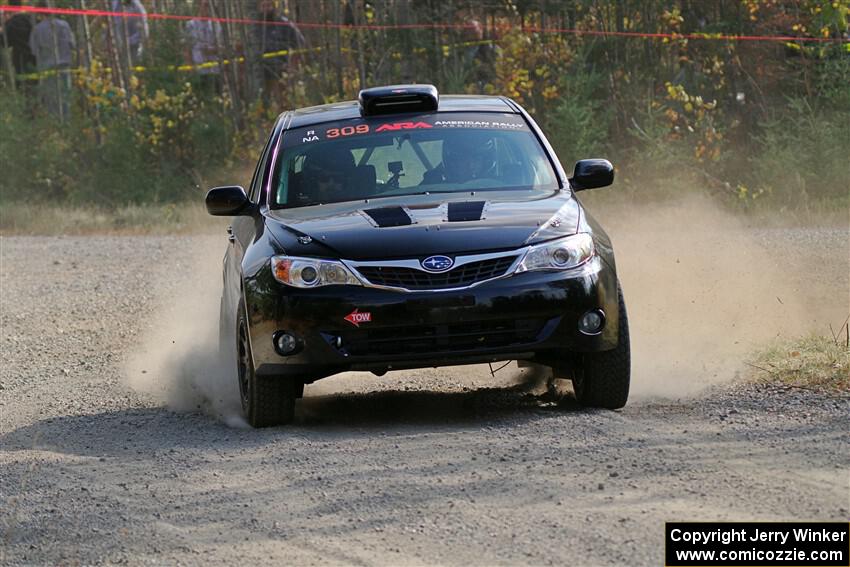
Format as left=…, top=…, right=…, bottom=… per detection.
left=207, top=85, right=629, bottom=427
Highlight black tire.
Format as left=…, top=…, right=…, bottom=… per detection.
left=236, top=299, right=298, bottom=427
left=573, top=283, right=631, bottom=409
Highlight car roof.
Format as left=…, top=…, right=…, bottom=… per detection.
left=284, top=95, right=518, bottom=129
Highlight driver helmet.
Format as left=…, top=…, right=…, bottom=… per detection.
left=441, top=131, right=497, bottom=182
left=301, top=146, right=355, bottom=201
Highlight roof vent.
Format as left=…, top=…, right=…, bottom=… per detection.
left=358, top=85, right=439, bottom=116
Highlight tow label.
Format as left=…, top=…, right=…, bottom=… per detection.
left=344, top=309, right=372, bottom=327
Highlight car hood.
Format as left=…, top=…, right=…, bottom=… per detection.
left=265, top=190, right=581, bottom=260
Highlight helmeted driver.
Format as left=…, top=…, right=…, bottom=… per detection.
left=421, top=131, right=498, bottom=185
left=298, top=146, right=355, bottom=203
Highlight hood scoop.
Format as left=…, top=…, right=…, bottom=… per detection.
left=447, top=201, right=486, bottom=222
left=362, top=206, right=414, bottom=227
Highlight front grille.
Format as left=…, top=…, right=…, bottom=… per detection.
left=356, top=256, right=517, bottom=290
left=335, top=318, right=546, bottom=357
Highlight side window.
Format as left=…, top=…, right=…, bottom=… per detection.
left=275, top=153, right=306, bottom=204
left=249, top=129, right=277, bottom=203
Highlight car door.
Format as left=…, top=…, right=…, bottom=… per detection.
left=222, top=124, right=280, bottom=322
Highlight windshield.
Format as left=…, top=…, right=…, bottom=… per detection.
left=270, top=112, right=558, bottom=209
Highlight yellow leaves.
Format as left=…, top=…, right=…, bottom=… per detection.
left=736, top=183, right=765, bottom=202
left=663, top=81, right=724, bottom=162
left=665, top=82, right=685, bottom=100
left=153, top=89, right=169, bottom=106
left=487, top=29, right=573, bottom=113
left=75, top=70, right=200, bottom=161
left=661, top=8, right=684, bottom=29
left=694, top=142, right=706, bottom=160
left=541, top=85, right=559, bottom=100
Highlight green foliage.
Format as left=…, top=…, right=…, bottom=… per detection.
left=0, top=69, right=234, bottom=206
left=815, top=57, right=850, bottom=109
left=750, top=97, right=850, bottom=205
left=545, top=72, right=611, bottom=165
left=0, top=96, right=68, bottom=201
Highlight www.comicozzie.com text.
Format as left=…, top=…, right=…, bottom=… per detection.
left=670, top=526, right=848, bottom=546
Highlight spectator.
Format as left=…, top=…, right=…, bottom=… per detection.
left=254, top=0, right=305, bottom=96
left=2, top=0, right=36, bottom=88
left=462, top=17, right=497, bottom=90
left=111, top=0, right=149, bottom=66
left=29, top=3, right=75, bottom=120
left=184, top=0, right=223, bottom=94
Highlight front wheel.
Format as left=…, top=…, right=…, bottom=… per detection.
left=572, top=283, right=631, bottom=409
left=236, top=300, right=298, bottom=427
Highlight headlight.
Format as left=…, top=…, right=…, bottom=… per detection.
left=271, top=256, right=362, bottom=288
left=516, top=233, right=594, bottom=273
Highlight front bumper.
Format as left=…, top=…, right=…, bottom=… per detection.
left=244, top=256, right=619, bottom=381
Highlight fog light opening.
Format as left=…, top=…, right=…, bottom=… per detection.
left=273, top=331, right=300, bottom=356
left=578, top=310, right=605, bottom=335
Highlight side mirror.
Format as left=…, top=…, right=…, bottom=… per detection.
left=569, top=159, right=614, bottom=191
left=205, top=186, right=253, bottom=216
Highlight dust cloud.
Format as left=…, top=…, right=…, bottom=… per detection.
left=123, top=236, right=247, bottom=427
left=592, top=194, right=841, bottom=399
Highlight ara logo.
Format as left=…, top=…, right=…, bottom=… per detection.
left=302, top=129, right=319, bottom=143
left=421, top=255, right=454, bottom=272
left=376, top=121, right=433, bottom=132
left=344, top=308, right=372, bottom=327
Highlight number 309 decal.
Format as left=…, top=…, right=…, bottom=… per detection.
left=326, top=125, right=370, bottom=138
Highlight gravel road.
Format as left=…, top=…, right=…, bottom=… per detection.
left=1, top=219, right=848, bottom=566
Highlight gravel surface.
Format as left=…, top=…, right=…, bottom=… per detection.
left=1, top=230, right=848, bottom=566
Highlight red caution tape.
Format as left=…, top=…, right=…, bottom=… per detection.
left=1, top=4, right=847, bottom=43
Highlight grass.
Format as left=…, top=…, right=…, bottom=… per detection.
left=749, top=326, right=850, bottom=393
left=0, top=202, right=225, bottom=235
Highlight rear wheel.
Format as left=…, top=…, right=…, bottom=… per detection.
left=236, top=300, right=298, bottom=427
left=572, top=283, right=630, bottom=409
